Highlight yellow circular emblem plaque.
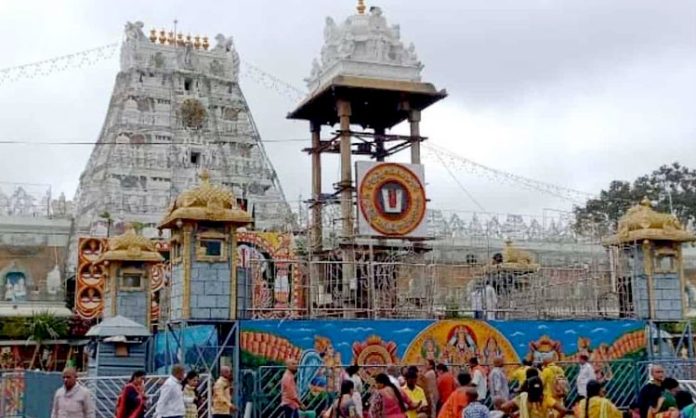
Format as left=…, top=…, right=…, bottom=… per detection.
left=358, top=163, right=426, bottom=236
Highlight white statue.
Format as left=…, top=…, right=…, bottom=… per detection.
left=46, top=265, right=61, bottom=296
left=338, top=34, right=355, bottom=59
left=324, top=17, right=337, bottom=42
left=4, top=282, right=13, bottom=301
left=310, top=58, right=321, bottom=79
left=214, top=34, right=235, bottom=52
left=391, top=24, right=401, bottom=41
left=13, top=278, right=26, bottom=301
left=124, top=21, right=147, bottom=42
left=214, top=34, right=240, bottom=77
left=183, top=42, right=194, bottom=67
left=406, top=42, right=419, bottom=65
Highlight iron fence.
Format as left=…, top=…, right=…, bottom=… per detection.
left=243, top=360, right=696, bottom=418
left=241, top=258, right=634, bottom=321
left=78, top=373, right=212, bottom=418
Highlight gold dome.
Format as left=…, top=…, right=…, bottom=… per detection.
left=159, top=170, right=252, bottom=228
left=485, top=239, right=539, bottom=273
left=98, top=226, right=164, bottom=262
left=603, top=197, right=696, bottom=245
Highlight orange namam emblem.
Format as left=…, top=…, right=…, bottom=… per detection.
left=352, top=336, right=399, bottom=383
left=358, top=163, right=426, bottom=236
left=527, top=335, right=563, bottom=362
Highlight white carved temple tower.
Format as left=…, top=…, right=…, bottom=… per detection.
left=72, top=22, right=291, bottom=243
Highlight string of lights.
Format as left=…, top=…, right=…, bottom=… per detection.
left=0, top=42, right=648, bottom=209
left=0, top=138, right=308, bottom=146
left=0, top=43, right=120, bottom=85
left=0, top=41, right=308, bottom=105
left=240, top=61, right=306, bottom=103
left=423, top=143, right=596, bottom=204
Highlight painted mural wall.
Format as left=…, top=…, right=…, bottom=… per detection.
left=240, top=319, right=646, bottom=373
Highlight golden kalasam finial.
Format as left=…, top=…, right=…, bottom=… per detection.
left=640, top=196, right=652, bottom=207
left=357, top=0, right=366, bottom=14
left=149, top=29, right=157, bottom=43
left=199, top=169, right=211, bottom=183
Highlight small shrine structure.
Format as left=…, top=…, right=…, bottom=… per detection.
left=98, top=226, right=164, bottom=328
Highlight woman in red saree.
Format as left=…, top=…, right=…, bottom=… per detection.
left=116, top=370, right=147, bottom=418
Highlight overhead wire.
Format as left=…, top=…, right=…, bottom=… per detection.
left=0, top=138, right=309, bottom=146
left=432, top=150, right=487, bottom=212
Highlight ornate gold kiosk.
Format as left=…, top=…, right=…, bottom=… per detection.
left=604, top=198, right=696, bottom=358
left=158, top=170, right=251, bottom=373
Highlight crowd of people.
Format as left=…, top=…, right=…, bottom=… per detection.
left=47, top=358, right=696, bottom=418
left=278, top=357, right=696, bottom=418
left=49, top=364, right=237, bottom=418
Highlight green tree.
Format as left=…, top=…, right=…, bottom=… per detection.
left=27, top=311, right=68, bottom=369
left=574, top=163, right=696, bottom=236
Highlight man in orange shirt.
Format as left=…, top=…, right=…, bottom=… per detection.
left=436, top=364, right=456, bottom=411
left=437, top=372, right=473, bottom=418
left=280, top=359, right=305, bottom=418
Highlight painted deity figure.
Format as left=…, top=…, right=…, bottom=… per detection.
left=482, top=337, right=502, bottom=365
left=421, top=338, right=440, bottom=362
left=448, top=326, right=477, bottom=363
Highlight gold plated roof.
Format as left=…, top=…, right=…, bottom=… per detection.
left=485, top=240, right=539, bottom=273
left=603, top=197, right=696, bottom=244
left=97, top=226, right=164, bottom=263
left=159, top=170, right=252, bottom=228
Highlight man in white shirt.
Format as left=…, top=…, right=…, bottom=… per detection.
left=576, top=354, right=596, bottom=399
left=156, top=364, right=186, bottom=418
left=469, top=357, right=488, bottom=401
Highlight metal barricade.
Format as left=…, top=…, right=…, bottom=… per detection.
left=247, top=360, right=654, bottom=417
left=78, top=373, right=212, bottom=418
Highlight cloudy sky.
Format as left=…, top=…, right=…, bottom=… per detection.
left=0, top=0, right=694, bottom=219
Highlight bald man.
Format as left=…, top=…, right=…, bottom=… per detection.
left=280, top=359, right=305, bottom=418
left=212, top=365, right=237, bottom=418
left=51, top=368, right=95, bottom=418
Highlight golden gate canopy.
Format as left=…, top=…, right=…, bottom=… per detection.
left=158, top=170, right=252, bottom=229
left=603, top=197, right=696, bottom=245
left=97, top=226, right=164, bottom=263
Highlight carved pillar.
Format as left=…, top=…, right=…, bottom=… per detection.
left=678, top=244, right=687, bottom=318
left=182, top=223, right=193, bottom=319
left=109, top=264, right=118, bottom=316
left=310, top=121, right=323, bottom=252
left=146, top=270, right=152, bottom=328
left=338, top=100, right=353, bottom=241
left=409, top=109, right=422, bottom=164
left=337, top=99, right=355, bottom=317
left=230, top=225, right=238, bottom=319
left=643, top=240, right=655, bottom=319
